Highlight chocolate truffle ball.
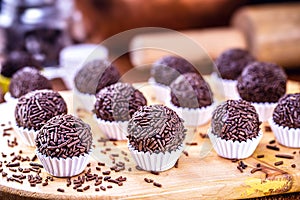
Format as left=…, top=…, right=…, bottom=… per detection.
left=273, top=93, right=300, bottom=128
left=211, top=99, right=261, bottom=142
left=170, top=73, right=213, bottom=108
left=151, top=56, right=198, bottom=86
left=94, top=82, right=147, bottom=122
left=237, top=62, right=287, bottom=103
left=35, top=114, right=92, bottom=158
left=15, top=90, right=68, bottom=131
left=128, top=105, right=186, bottom=153
left=9, top=67, right=52, bottom=98
left=74, top=59, right=120, bottom=94
left=215, top=48, right=255, bottom=80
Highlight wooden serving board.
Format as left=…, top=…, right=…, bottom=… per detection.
left=0, top=78, right=299, bottom=199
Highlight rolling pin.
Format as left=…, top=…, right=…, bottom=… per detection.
left=129, top=3, right=300, bottom=71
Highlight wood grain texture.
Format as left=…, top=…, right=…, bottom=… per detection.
left=0, top=78, right=299, bottom=199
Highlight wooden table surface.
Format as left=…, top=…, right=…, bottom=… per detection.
left=0, top=74, right=300, bottom=199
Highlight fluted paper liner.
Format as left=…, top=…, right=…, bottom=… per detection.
left=73, top=87, right=96, bottom=112
left=269, top=118, right=300, bottom=148
left=167, top=101, right=215, bottom=127
left=211, top=72, right=240, bottom=100
left=128, top=144, right=184, bottom=172
left=36, top=151, right=90, bottom=177
left=15, top=126, right=38, bottom=147
left=252, top=102, right=277, bottom=122
left=94, top=115, right=128, bottom=140
left=4, top=92, right=18, bottom=106
left=148, top=77, right=170, bottom=103
left=208, top=130, right=263, bottom=159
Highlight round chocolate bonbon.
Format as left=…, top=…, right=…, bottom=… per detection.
left=36, top=114, right=92, bottom=158
left=170, top=73, right=213, bottom=108
left=128, top=105, right=186, bottom=153
left=15, top=90, right=67, bottom=130
left=273, top=93, right=300, bottom=128
left=211, top=99, right=261, bottom=142
left=94, top=82, right=147, bottom=122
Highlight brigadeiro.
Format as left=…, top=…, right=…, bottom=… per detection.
left=149, top=55, right=197, bottom=103
left=269, top=93, right=300, bottom=148
left=212, top=48, right=255, bottom=100
left=74, top=59, right=120, bottom=112
left=6, top=67, right=52, bottom=103
left=127, top=104, right=186, bottom=171
left=237, top=61, right=287, bottom=122
left=166, top=73, right=215, bottom=127
left=94, top=82, right=147, bottom=140
left=14, top=89, right=67, bottom=146
left=35, top=114, right=93, bottom=177
left=208, top=99, right=262, bottom=159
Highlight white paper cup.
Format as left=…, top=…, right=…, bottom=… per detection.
left=166, top=101, right=215, bottom=127
left=93, top=115, right=128, bottom=140
left=4, top=92, right=18, bottom=106
left=269, top=118, right=300, bottom=148
left=208, top=130, right=263, bottom=159
left=252, top=102, right=277, bottom=122
left=14, top=126, right=38, bottom=147
left=211, top=72, right=240, bottom=100
left=148, top=77, right=170, bottom=103
left=36, top=151, right=90, bottom=177
left=128, top=144, right=184, bottom=172
left=73, top=87, right=96, bottom=112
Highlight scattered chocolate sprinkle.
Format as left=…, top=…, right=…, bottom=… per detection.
left=153, top=182, right=162, bottom=188
left=274, top=161, right=284, bottom=166
left=98, top=162, right=105, bottom=166
left=2, top=172, right=7, bottom=177
left=57, top=188, right=64, bottom=193
left=293, top=151, right=296, bottom=154
left=291, top=164, right=296, bottom=168
left=199, top=133, right=209, bottom=139
left=29, top=162, right=43, bottom=168
left=31, top=155, right=37, bottom=162
left=6, top=162, right=20, bottom=167
left=237, top=166, right=243, bottom=173
left=102, top=171, right=110, bottom=175
left=100, top=186, right=106, bottom=191
left=42, top=182, right=48, bottom=186
left=269, top=140, right=276, bottom=144
left=275, top=154, right=294, bottom=159
left=251, top=167, right=262, bottom=174
left=185, top=142, right=198, bottom=146
left=95, top=188, right=100, bottom=191
left=183, top=151, right=189, bottom=157
left=257, top=155, right=265, bottom=158
left=83, top=185, right=90, bottom=191
left=77, top=188, right=83, bottom=192
left=264, top=126, right=272, bottom=132
left=150, top=171, right=160, bottom=175
left=266, top=145, right=280, bottom=151
left=231, top=159, right=239, bottom=163
left=256, top=163, right=261, bottom=168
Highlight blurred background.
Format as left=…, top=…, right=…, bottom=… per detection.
left=0, top=0, right=299, bottom=96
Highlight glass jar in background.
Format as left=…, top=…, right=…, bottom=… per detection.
left=0, top=0, right=73, bottom=69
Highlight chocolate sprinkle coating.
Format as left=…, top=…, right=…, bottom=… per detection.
left=94, top=83, right=147, bottom=122
left=35, top=114, right=92, bottom=158
left=15, top=90, right=68, bottom=131
left=214, top=48, right=255, bottom=80
left=9, top=67, right=52, bottom=98
left=74, top=59, right=120, bottom=94
left=211, top=99, right=261, bottom=142
left=273, top=93, right=300, bottom=128
left=128, top=105, right=186, bottom=153
left=237, top=62, right=287, bottom=103
left=151, top=56, right=198, bottom=86
left=170, top=73, right=213, bottom=108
